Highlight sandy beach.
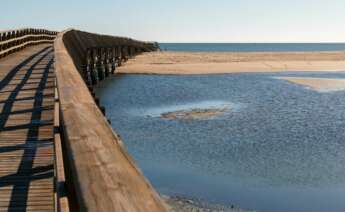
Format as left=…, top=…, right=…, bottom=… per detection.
left=118, top=51, right=345, bottom=75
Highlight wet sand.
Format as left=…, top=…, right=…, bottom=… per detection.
left=118, top=51, right=345, bottom=75
left=279, top=77, right=345, bottom=92
left=161, top=108, right=227, bottom=120
left=163, top=196, right=248, bottom=212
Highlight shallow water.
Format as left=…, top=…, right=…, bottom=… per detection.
left=96, top=72, right=345, bottom=212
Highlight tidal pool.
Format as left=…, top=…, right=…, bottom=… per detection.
left=96, top=72, right=345, bottom=212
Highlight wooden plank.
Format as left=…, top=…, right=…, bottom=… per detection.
left=0, top=44, right=56, bottom=211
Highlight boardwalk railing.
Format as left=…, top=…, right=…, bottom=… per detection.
left=61, top=29, right=158, bottom=87
left=54, top=29, right=166, bottom=211
left=0, top=28, right=57, bottom=58
left=83, top=46, right=140, bottom=86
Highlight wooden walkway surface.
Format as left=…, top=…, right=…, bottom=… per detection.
left=0, top=44, right=55, bottom=211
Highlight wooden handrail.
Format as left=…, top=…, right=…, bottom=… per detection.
left=54, top=29, right=167, bottom=211
left=54, top=82, right=70, bottom=212
left=0, top=28, right=57, bottom=58
left=0, top=34, right=56, bottom=45
left=0, top=39, right=56, bottom=55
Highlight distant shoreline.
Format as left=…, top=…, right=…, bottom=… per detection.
left=158, top=43, right=345, bottom=52
left=118, top=51, right=345, bottom=75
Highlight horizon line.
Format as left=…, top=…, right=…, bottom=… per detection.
left=157, top=41, right=345, bottom=44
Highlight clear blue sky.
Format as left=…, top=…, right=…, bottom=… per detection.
left=1, top=0, right=345, bottom=42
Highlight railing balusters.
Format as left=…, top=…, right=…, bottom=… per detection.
left=0, top=28, right=57, bottom=59
left=82, top=43, right=154, bottom=88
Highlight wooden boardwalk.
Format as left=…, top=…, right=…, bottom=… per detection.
left=0, top=28, right=166, bottom=212
left=0, top=44, right=55, bottom=211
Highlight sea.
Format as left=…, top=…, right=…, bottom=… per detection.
left=95, top=44, right=345, bottom=212
left=159, top=43, right=345, bottom=52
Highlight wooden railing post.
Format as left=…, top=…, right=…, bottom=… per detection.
left=117, top=46, right=122, bottom=67
left=128, top=46, right=132, bottom=58
left=97, top=48, right=105, bottom=81
left=84, top=48, right=93, bottom=87
left=125, top=46, right=129, bottom=61
left=91, top=48, right=99, bottom=85
left=104, top=48, right=111, bottom=77
left=111, top=47, right=116, bottom=74
left=121, top=46, right=127, bottom=62
left=108, top=48, right=113, bottom=75
left=4, top=32, right=9, bottom=56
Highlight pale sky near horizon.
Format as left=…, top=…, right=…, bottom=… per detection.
left=1, top=0, right=345, bottom=42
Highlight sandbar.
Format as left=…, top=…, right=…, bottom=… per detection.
left=278, top=77, right=345, bottom=92
left=118, top=51, right=345, bottom=75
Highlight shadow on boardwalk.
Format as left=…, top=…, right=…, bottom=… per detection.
left=0, top=46, right=56, bottom=211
